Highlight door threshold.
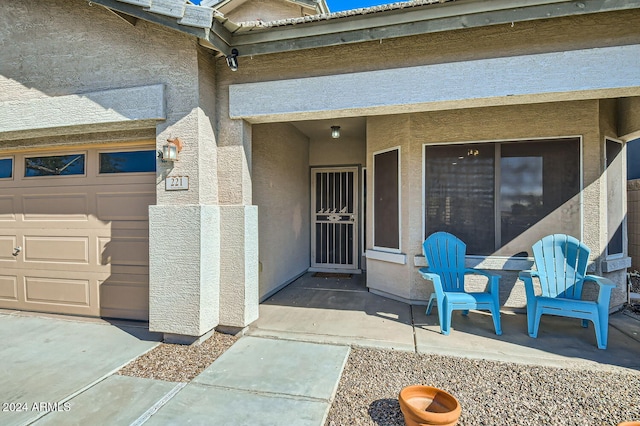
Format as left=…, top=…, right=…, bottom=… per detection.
left=308, top=267, right=362, bottom=274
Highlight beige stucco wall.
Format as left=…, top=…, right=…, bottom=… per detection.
left=309, top=135, right=366, bottom=167
left=219, top=8, right=640, bottom=311
left=220, top=9, right=640, bottom=86
left=619, top=97, right=640, bottom=141
left=223, top=0, right=309, bottom=22
left=365, top=100, right=628, bottom=309
left=629, top=180, right=640, bottom=271
left=252, top=123, right=310, bottom=298
left=0, top=0, right=238, bottom=338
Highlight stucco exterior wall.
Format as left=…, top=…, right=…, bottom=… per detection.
left=309, top=135, right=365, bottom=167
left=629, top=180, right=640, bottom=272
left=365, top=101, right=623, bottom=309
left=1, top=0, right=233, bottom=338
left=619, top=97, right=640, bottom=141
left=221, top=9, right=640, bottom=87
left=224, top=0, right=308, bottom=22
left=253, top=123, right=310, bottom=298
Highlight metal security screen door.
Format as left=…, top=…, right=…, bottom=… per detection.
left=311, top=167, right=359, bottom=271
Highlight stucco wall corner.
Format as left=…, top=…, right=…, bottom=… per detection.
left=148, top=204, right=220, bottom=338
left=218, top=205, right=259, bottom=328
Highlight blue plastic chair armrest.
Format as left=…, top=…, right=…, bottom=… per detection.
left=584, top=275, right=616, bottom=288
left=519, top=270, right=539, bottom=300
left=584, top=275, right=616, bottom=306
left=418, top=268, right=445, bottom=299
left=518, top=270, right=539, bottom=279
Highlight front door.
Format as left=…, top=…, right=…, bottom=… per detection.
left=311, top=167, right=359, bottom=271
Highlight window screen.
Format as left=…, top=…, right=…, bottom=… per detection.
left=374, top=149, right=400, bottom=250
left=426, top=138, right=580, bottom=256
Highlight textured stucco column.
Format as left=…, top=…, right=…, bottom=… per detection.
left=218, top=205, right=259, bottom=329
left=215, top=113, right=259, bottom=329
left=149, top=205, right=220, bottom=342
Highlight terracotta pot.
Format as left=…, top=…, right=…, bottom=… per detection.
left=398, top=385, right=461, bottom=426
left=618, top=422, right=640, bottom=426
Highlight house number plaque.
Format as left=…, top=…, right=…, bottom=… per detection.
left=166, top=176, right=189, bottom=191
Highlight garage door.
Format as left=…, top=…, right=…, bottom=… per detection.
left=0, top=144, right=156, bottom=320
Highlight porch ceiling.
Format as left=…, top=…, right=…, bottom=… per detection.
left=290, top=117, right=366, bottom=141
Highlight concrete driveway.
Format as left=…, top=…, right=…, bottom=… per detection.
left=0, top=310, right=160, bottom=426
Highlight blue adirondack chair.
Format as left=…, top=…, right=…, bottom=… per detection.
left=419, top=232, right=502, bottom=335
left=519, top=234, right=616, bottom=349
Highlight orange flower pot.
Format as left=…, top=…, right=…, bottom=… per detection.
left=618, top=422, right=640, bottom=426
left=398, top=385, right=461, bottom=426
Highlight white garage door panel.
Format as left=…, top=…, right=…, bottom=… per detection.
left=0, top=236, right=17, bottom=261
left=0, top=145, right=154, bottom=320
left=0, top=196, right=15, bottom=220
left=0, top=275, right=18, bottom=301
left=24, top=236, right=90, bottom=264
left=24, top=276, right=90, bottom=306
left=97, top=192, right=154, bottom=221
left=22, top=193, right=89, bottom=221
left=100, top=274, right=149, bottom=321
left=99, top=236, right=149, bottom=267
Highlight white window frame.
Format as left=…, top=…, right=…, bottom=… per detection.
left=604, top=137, right=626, bottom=259
left=0, top=156, right=14, bottom=180
left=421, top=136, right=584, bottom=253
left=23, top=151, right=88, bottom=179
left=97, top=147, right=157, bottom=176
left=372, top=146, right=402, bottom=253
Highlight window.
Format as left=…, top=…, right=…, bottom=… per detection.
left=373, top=148, right=400, bottom=250
left=425, top=138, right=580, bottom=256
left=25, top=154, right=85, bottom=177
left=606, top=138, right=624, bottom=257
left=99, top=150, right=156, bottom=174
left=0, top=158, right=13, bottom=179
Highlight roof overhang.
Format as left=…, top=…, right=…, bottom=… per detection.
left=90, top=0, right=640, bottom=58
left=230, top=0, right=640, bottom=56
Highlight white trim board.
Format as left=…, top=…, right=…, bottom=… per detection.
left=230, top=44, right=640, bottom=122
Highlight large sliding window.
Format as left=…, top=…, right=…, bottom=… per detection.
left=425, top=138, right=580, bottom=256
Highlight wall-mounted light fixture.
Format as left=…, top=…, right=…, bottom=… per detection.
left=226, top=48, right=239, bottom=72
left=159, top=137, right=183, bottom=162
left=331, top=126, right=341, bottom=139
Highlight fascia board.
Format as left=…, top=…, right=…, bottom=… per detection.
left=230, top=0, right=640, bottom=56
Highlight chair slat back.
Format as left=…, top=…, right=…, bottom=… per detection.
left=532, top=234, right=589, bottom=299
left=423, top=232, right=466, bottom=292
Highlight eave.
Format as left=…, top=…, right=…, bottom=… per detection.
left=230, top=0, right=640, bottom=57
left=90, top=0, right=640, bottom=58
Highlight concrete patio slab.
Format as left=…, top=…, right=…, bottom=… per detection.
left=0, top=312, right=160, bottom=426
left=34, top=375, right=179, bottom=426
left=193, top=336, right=349, bottom=400
left=250, top=274, right=414, bottom=350
left=413, top=306, right=640, bottom=372
left=145, top=384, right=330, bottom=426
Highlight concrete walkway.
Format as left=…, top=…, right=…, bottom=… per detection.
left=3, top=272, right=640, bottom=425
left=1, top=310, right=349, bottom=426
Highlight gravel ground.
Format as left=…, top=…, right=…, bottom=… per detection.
left=326, top=347, right=640, bottom=426
left=115, top=302, right=640, bottom=425
left=117, top=331, right=238, bottom=382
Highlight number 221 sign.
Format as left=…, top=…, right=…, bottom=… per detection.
left=166, top=176, right=189, bottom=191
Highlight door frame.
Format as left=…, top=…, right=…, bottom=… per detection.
left=310, top=166, right=361, bottom=273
